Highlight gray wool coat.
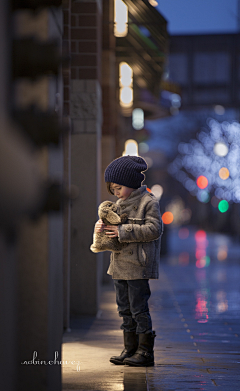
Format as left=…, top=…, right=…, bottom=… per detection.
left=107, top=185, right=163, bottom=280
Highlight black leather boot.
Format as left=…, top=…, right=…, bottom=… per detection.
left=123, top=331, right=156, bottom=367
left=110, top=331, right=138, bottom=365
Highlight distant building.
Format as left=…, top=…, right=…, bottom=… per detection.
left=168, top=33, right=240, bottom=109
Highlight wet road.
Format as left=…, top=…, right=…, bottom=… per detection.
left=148, top=227, right=240, bottom=390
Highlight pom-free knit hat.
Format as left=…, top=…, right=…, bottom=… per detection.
left=104, top=155, right=148, bottom=189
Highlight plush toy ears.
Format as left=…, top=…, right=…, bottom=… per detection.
left=106, top=210, right=121, bottom=224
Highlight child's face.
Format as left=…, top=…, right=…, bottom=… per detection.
left=110, top=183, right=134, bottom=201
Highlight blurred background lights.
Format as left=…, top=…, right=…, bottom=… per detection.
left=138, top=142, right=149, bottom=154
left=213, top=142, right=228, bottom=157
left=150, top=184, right=163, bottom=200
left=214, top=105, right=225, bottom=115
left=148, top=0, right=158, bottom=6
left=180, top=208, right=192, bottom=224
left=171, top=93, right=181, bottom=108
left=132, top=108, right=144, bottom=130
left=144, top=156, right=153, bottom=168
left=120, top=62, right=132, bottom=86
left=219, top=167, right=229, bottom=180
left=114, top=0, right=128, bottom=37
left=178, top=227, right=189, bottom=239
left=218, top=200, right=229, bottom=213
left=120, top=87, right=133, bottom=107
left=197, top=190, right=210, bottom=203
left=217, top=245, right=228, bottom=261
left=169, top=119, right=240, bottom=204
left=196, top=175, right=208, bottom=189
left=122, top=139, right=138, bottom=156
left=179, top=252, right=189, bottom=266
left=162, top=211, right=174, bottom=225
left=119, top=62, right=133, bottom=108
left=211, top=196, right=219, bottom=208
left=196, top=256, right=210, bottom=269
left=195, top=230, right=207, bottom=241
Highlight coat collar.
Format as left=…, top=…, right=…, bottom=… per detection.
left=116, top=185, right=148, bottom=206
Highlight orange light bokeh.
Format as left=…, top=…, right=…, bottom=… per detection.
left=162, top=211, right=174, bottom=225
left=217, top=246, right=228, bottom=261
left=196, top=175, right=208, bottom=189
left=219, top=167, right=229, bottom=180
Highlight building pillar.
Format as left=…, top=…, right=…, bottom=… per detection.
left=62, top=0, right=72, bottom=331
left=14, top=8, right=64, bottom=391
left=70, top=0, right=103, bottom=315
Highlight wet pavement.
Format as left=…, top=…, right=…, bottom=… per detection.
left=62, top=227, right=240, bottom=390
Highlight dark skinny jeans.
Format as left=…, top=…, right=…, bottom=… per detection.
left=113, top=279, right=152, bottom=334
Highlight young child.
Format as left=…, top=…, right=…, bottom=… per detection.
left=94, top=155, right=163, bottom=367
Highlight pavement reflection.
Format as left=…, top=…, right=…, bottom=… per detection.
left=148, top=226, right=240, bottom=390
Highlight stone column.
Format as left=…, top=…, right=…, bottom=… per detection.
left=14, top=8, right=64, bottom=391
left=62, top=0, right=72, bottom=331
left=70, top=0, right=103, bottom=315
left=101, top=0, right=118, bottom=283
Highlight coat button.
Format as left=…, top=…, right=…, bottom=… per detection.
left=129, top=250, right=133, bottom=255
left=133, top=205, right=138, bottom=210
left=126, top=226, right=132, bottom=232
left=121, top=205, right=126, bottom=209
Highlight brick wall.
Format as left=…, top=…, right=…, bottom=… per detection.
left=63, top=0, right=71, bottom=116
left=71, top=1, right=102, bottom=81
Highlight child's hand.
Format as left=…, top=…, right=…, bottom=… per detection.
left=94, top=219, right=106, bottom=233
left=104, top=225, right=119, bottom=238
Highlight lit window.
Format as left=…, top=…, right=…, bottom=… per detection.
left=119, top=62, right=133, bottom=108
left=114, top=0, right=128, bottom=37
left=132, top=108, right=144, bottom=130
left=122, top=139, right=138, bottom=156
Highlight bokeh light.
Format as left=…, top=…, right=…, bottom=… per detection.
left=162, top=211, right=174, bottom=225
left=168, top=119, right=240, bottom=204
left=219, top=167, right=229, bottom=180
left=211, top=196, right=219, bottom=208
left=195, top=289, right=209, bottom=323
left=195, top=230, right=210, bottom=269
left=138, top=142, right=149, bottom=154
left=218, top=200, right=229, bottom=213
left=214, top=105, right=225, bottom=115
left=179, top=252, right=189, bottom=266
left=217, top=246, right=228, bottom=261
left=196, top=175, right=208, bottom=189
left=151, top=184, right=163, bottom=200
left=114, top=0, right=128, bottom=37
left=132, top=108, right=144, bottom=130
left=180, top=208, right=192, bottom=224
left=196, top=256, right=210, bottom=269
left=178, top=227, right=189, bottom=239
left=122, top=139, right=138, bottom=156
left=213, top=142, right=228, bottom=157
left=195, top=230, right=207, bottom=241
left=197, top=190, right=210, bottom=203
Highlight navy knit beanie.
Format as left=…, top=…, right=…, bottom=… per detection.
left=104, top=155, right=148, bottom=189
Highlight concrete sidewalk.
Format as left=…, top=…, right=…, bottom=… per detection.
left=62, top=228, right=240, bottom=390
left=62, top=283, right=149, bottom=391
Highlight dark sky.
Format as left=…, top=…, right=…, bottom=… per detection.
left=157, top=0, right=239, bottom=34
